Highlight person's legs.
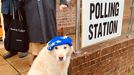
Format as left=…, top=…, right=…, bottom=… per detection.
left=2, top=14, right=12, bottom=34
left=2, top=14, right=18, bottom=59
left=2, top=13, right=28, bottom=58
left=30, top=42, right=45, bottom=64
left=3, top=51, right=17, bottom=59
left=31, top=43, right=45, bottom=55
left=18, top=52, right=28, bottom=58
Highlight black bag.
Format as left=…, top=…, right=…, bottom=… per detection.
left=4, top=2, right=29, bottom=52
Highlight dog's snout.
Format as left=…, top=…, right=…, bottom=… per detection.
left=59, top=56, right=64, bottom=61
left=58, top=54, right=64, bottom=61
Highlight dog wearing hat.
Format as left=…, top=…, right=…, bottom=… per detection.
left=28, top=36, right=74, bottom=75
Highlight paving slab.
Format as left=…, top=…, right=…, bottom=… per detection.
left=6, top=53, right=31, bottom=63
left=0, top=48, right=7, bottom=56
left=0, top=56, right=8, bottom=66
left=0, top=63, right=19, bottom=75
left=8, top=54, right=31, bottom=73
left=21, top=71, right=28, bottom=75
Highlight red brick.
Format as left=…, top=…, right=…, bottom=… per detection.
left=69, top=34, right=134, bottom=75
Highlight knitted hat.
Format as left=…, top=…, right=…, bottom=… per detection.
left=47, top=36, right=72, bottom=51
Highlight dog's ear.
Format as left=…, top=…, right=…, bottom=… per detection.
left=48, top=51, right=53, bottom=55
left=71, top=46, right=74, bottom=53
left=67, top=46, right=74, bottom=56
left=45, top=44, right=53, bottom=55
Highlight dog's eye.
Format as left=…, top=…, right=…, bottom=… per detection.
left=64, top=46, right=67, bottom=49
left=55, top=47, right=58, bottom=50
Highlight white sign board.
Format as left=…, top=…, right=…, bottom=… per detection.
left=82, top=0, right=124, bottom=47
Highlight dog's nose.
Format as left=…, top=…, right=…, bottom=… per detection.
left=59, top=57, right=64, bottom=61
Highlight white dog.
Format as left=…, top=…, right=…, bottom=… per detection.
left=28, top=36, right=74, bottom=75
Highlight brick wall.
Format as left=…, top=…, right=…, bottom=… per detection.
left=68, top=34, right=134, bottom=75
left=122, top=0, right=132, bottom=34
left=56, top=0, right=134, bottom=75
left=56, top=0, right=76, bottom=35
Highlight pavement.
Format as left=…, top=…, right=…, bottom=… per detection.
left=0, top=42, right=31, bottom=75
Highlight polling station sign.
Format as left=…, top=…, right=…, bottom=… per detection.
left=82, top=0, right=124, bottom=47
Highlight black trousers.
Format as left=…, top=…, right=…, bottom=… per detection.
left=2, top=14, right=16, bottom=52
left=2, top=14, right=12, bottom=35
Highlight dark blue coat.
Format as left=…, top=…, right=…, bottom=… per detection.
left=24, top=0, right=68, bottom=43
left=1, top=0, right=17, bottom=15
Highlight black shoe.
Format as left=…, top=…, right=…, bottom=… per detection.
left=18, top=52, right=28, bottom=58
left=3, top=52, right=17, bottom=59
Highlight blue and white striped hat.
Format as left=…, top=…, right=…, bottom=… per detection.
left=47, top=36, right=72, bottom=51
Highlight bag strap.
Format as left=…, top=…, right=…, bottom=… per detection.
left=12, top=0, right=23, bottom=21
left=17, top=9, right=23, bottom=21
left=12, top=0, right=15, bottom=20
